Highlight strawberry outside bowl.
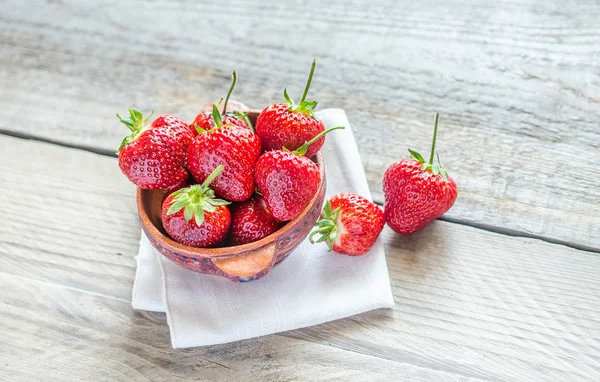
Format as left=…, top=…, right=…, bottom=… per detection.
left=137, top=111, right=327, bottom=282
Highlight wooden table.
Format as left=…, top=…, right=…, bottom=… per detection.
left=1, top=1, right=599, bottom=380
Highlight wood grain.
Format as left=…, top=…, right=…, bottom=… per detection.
left=2, top=136, right=600, bottom=381
left=0, top=0, right=599, bottom=250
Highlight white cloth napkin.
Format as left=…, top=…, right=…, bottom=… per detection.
left=131, top=109, right=395, bottom=348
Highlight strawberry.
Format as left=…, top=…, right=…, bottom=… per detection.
left=187, top=105, right=261, bottom=202
left=255, top=59, right=326, bottom=157
left=162, top=166, right=231, bottom=247
left=228, top=195, right=281, bottom=245
left=187, top=72, right=261, bottom=202
left=192, top=72, right=252, bottom=132
left=383, top=113, right=458, bottom=234
left=310, top=193, right=385, bottom=256
left=255, top=126, right=344, bottom=221
left=117, top=110, right=195, bottom=190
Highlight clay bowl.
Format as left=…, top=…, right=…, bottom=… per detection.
left=137, top=111, right=326, bottom=282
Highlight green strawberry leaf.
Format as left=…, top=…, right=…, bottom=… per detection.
left=184, top=206, right=193, bottom=222
left=209, top=199, right=231, bottom=206
left=212, top=104, right=223, bottom=128
left=302, top=100, right=318, bottom=111
left=233, top=110, right=254, bottom=132
left=116, top=108, right=150, bottom=152
left=167, top=198, right=188, bottom=215
left=203, top=203, right=216, bottom=213
left=194, top=124, right=207, bottom=134
left=309, top=198, right=341, bottom=252
left=118, top=136, right=132, bottom=152
left=128, top=109, right=141, bottom=122
left=315, top=235, right=329, bottom=243
left=323, top=201, right=331, bottom=217
left=332, top=207, right=341, bottom=221
left=194, top=208, right=205, bottom=227
left=329, top=227, right=338, bottom=240
left=283, top=88, right=294, bottom=105
left=117, top=116, right=135, bottom=131
left=408, top=149, right=425, bottom=163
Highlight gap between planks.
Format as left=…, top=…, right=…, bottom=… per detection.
left=2, top=129, right=597, bottom=256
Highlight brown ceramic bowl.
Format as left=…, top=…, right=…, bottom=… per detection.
left=137, top=110, right=326, bottom=282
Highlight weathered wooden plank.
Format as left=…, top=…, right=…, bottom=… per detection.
left=2, top=136, right=600, bottom=380
left=0, top=272, right=487, bottom=382
left=0, top=0, right=599, bottom=250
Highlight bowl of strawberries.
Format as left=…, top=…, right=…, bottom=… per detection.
left=119, top=62, right=343, bottom=282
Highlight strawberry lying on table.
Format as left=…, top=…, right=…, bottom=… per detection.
left=310, top=193, right=385, bottom=256
left=383, top=113, right=458, bottom=234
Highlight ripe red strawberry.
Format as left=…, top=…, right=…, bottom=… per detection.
left=187, top=71, right=261, bottom=202
left=187, top=106, right=261, bottom=202
left=310, top=193, right=385, bottom=256
left=117, top=110, right=195, bottom=190
left=255, top=126, right=344, bottom=221
left=383, top=113, right=458, bottom=234
left=255, top=59, right=326, bottom=157
left=192, top=72, right=252, bottom=132
left=228, top=195, right=281, bottom=245
left=162, top=166, right=231, bottom=247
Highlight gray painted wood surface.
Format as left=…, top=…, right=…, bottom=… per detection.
left=2, top=135, right=600, bottom=381
left=1, top=0, right=600, bottom=380
left=1, top=0, right=599, bottom=250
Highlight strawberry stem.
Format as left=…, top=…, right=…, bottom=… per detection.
left=429, top=113, right=440, bottom=164
left=201, top=165, right=224, bottom=188
left=292, top=125, right=345, bottom=156
left=166, top=167, right=230, bottom=226
left=222, top=71, right=237, bottom=115
left=300, top=59, right=316, bottom=103
left=309, top=201, right=340, bottom=251
left=306, top=125, right=344, bottom=147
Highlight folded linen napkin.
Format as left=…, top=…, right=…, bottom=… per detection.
left=131, top=108, right=394, bottom=348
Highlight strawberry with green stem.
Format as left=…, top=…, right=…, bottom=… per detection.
left=256, top=59, right=327, bottom=157
left=187, top=75, right=261, bottom=202
left=162, top=165, right=231, bottom=247
left=255, top=125, right=344, bottom=222
left=192, top=71, right=252, bottom=132
left=117, top=109, right=195, bottom=190
left=383, top=113, right=458, bottom=234
left=310, top=192, right=385, bottom=256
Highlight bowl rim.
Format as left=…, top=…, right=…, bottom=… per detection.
left=137, top=151, right=325, bottom=259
